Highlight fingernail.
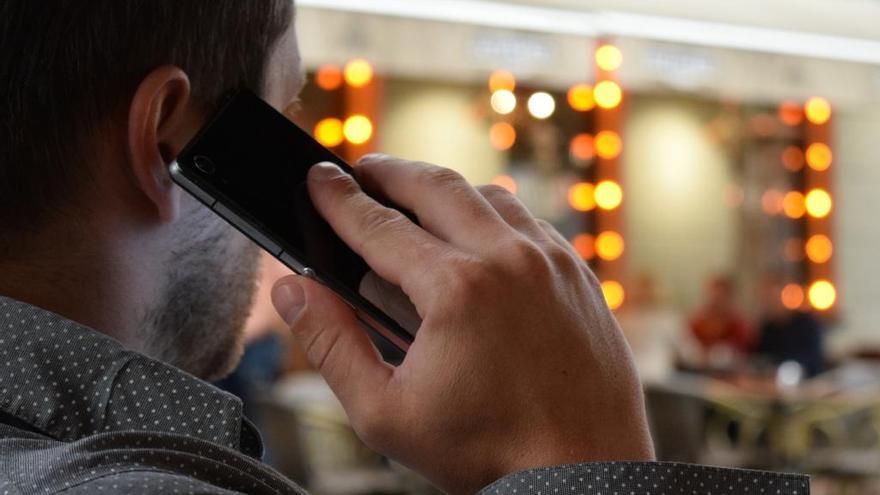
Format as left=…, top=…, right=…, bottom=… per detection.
left=311, top=162, right=344, bottom=181
left=273, top=280, right=305, bottom=325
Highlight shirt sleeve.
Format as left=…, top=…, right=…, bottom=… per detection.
left=479, top=462, right=810, bottom=495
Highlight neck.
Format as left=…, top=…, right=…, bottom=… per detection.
left=0, top=230, right=154, bottom=353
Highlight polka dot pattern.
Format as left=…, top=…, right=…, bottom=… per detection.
left=0, top=296, right=810, bottom=494
left=480, top=462, right=810, bottom=494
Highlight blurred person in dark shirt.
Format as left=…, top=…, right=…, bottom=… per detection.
left=755, top=275, right=825, bottom=377
left=689, top=275, right=754, bottom=363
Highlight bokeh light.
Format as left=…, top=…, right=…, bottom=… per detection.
left=761, top=189, right=785, bottom=216
left=783, top=191, right=806, bottom=219
left=777, top=101, right=803, bottom=127
left=602, top=281, right=626, bottom=311
left=315, top=65, right=343, bottom=91
left=805, top=189, right=833, bottom=218
left=781, top=284, right=805, bottom=310
left=782, top=146, right=805, bottom=172
left=809, top=280, right=837, bottom=311
left=343, top=115, right=373, bottom=145
left=595, top=131, right=623, bottom=160
left=344, top=59, right=374, bottom=88
left=595, top=180, right=623, bottom=211
left=570, top=134, right=595, bottom=161
left=314, top=118, right=345, bottom=148
left=805, top=97, right=832, bottom=125
left=489, top=70, right=516, bottom=92
left=568, top=182, right=596, bottom=212
left=489, top=122, right=517, bottom=151
left=571, top=234, right=596, bottom=260
left=527, top=92, right=556, bottom=119
left=806, top=235, right=834, bottom=264
left=596, top=231, right=625, bottom=261
left=806, top=143, right=833, bottom=171
left=567, top=84, right=595, bottom=112
left=594, top=81, right=623, bottom=109
left=491, top=174, right=518, bottom=195
left=490, top=90, right=517, bottom=115
left=595, top=44, right=623, bottom=72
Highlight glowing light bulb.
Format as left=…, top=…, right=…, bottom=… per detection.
left=782, top=146, right=805, bottom=172
left=602, top=281, right=626, bottom=311
left=489, top=70, right=516, bottom=92
left=570, top=134, right=595, bottom=161
left=805, top=97, right=832, bottom=125
left=594, top=81, right=623, bottom=109
left=490, top=90, right=517, bottom=115
left=595, top=44, right=623, bottom=72
left=528, top=92, right=556, bottom=120
left=806, top=235, right=833, bottom=264
left=595, top=180, right=623, bottom=211
left=809, top=280, right=836, bottom=311
left=571, top=234, right=595, bottom=260
left=343, top=115, right=373, bottom=145
left=596, top=231, right=625, bottom=261
left=567, top=84, right=595, bottom=112
left=806, top=143, right=833, bottom=171
left=315, top=65, right=344, bottom=91
left=783, top=191, right=806, bottom=219
left=489, top=122, right=517, bottom=151
left=777, top=101, right=803, bottom=127
left=761, top=189, right=785, bottom=216
left=805, top=189, right=833, bottom=218
left=344, top=59, right=374, bottom=88
left=314, top=118, right=345, bottom=148
left=595, top=131, right=623, bottom=160
left=568, top=182, right=596, bottom=212
left=781, top=284, right=805, bottom=310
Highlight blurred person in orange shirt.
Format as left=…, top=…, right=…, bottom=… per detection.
left=689, top=275, right=754, bottom=364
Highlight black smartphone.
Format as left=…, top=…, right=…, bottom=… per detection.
left=170, top=89, right=416, bottom=361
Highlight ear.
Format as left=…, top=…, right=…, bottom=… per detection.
left=127, top=66, right=196, bottom=223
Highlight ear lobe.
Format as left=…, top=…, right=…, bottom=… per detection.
left=127, top=66, right=195, bottom=224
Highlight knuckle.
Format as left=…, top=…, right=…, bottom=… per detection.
left=420, top=166, right=467, bottom=190
left=442, top=257, right=492, bottom=306
left=478, top=184, right=513, bottom=199
left=545, top=242, right=580, bottom=273
left=504, top=238, right=551, bottom=274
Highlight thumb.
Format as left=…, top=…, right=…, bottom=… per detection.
left=271, top=275, right=392, bottom=407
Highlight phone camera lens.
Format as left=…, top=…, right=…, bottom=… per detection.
left=193, top=155, right=217, bottom=175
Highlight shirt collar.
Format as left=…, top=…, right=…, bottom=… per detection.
left=0, top=295, right=263, bottom=458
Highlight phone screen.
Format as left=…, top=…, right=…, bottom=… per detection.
left=174, top=89, right=415, bottom=357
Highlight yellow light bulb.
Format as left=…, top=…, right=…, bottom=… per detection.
left=595, top=131, right=623, bottom=160
left=805, top=97, right=832, bottom=125
left=594, top=81, right=623, bottom=110
left=344, top=59, right=374, bottom=88
left=568, top=182, right=596, bottom=212
left=596, top=231, right=625, bottom=261
left=343, top=115, right=374, bottom=145
left=567, top=84, right=595, bottom=112
left=314, top=118, right=345, bottom=148
left=805, top=235, right=833, bottom=264
left=806, top=143, right=833, bottom=171
left=805, top=189, right=833, bottom=218
left=490, top=90, right=517, bottom=115
left=602, top=281, right=626, bottom=311
left=489, top=70, right=516, bottom=92
left=808, top=280, right=836, bottom=311
left=595, top=180, right=623, bottom=210
left=595, top=44, right=623, bottom=72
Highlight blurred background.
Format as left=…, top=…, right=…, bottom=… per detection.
left=218, top=1, right=880, bottom=493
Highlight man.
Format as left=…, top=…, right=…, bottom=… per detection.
left=0, top=1, right=808, bottom=493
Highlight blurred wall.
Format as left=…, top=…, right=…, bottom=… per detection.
left=379, top=80, right=505, bottom=185
left=624, top=96, right=737, bottom=310
left=834, top=104, right=880, bottom=349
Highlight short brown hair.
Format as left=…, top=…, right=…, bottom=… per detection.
left=0, top=0, right=293, bottom=248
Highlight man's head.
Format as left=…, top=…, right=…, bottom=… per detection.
left=0, top=1, right=303, bottom=380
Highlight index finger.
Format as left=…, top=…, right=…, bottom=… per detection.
left=308, top=162, right=452, bottom=306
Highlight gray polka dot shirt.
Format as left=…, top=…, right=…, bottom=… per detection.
left=0, top=296, right=809, bottom=494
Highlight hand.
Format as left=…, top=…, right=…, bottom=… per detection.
left=271, top=156, right=654, bottom=494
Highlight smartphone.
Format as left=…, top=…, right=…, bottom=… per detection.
left=170, top=89, right=416, bottom=360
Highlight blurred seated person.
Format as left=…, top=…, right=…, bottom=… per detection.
left=755, top=275, right=825, bottom=377
left=616, top=273, right=700, bottom=382
left=689, top=275, right=754, bottom=365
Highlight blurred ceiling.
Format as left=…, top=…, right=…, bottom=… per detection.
left=508, top=0, right=880, bottom=40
